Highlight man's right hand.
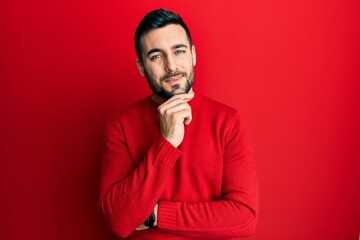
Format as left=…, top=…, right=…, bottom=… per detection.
left=158, top=93, right=194, bottom=148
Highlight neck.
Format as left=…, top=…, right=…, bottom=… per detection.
left=150, top=94, right=167, bottom=105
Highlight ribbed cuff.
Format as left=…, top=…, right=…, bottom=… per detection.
left=150, top=136, right=181, bottom=168
left=157, top=201, right=179, bottom=230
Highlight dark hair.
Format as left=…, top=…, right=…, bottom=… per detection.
left=135, top=8, right=193, bottom=60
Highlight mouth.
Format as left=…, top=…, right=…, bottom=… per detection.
left=162, top=72, right=186, bottom=85
left=164, top=75, right=184, bottom=84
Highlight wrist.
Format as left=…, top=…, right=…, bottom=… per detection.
left=154, top=203, right=159, bottom=227
left=143, top=202, right=159, bottom=228
left=164, top=136, right=179, bottom=148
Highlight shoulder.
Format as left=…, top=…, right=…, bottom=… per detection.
left=195, top=93, right=250, bottom=133
left=194, top=93, right=240, bottom=119
left=109, top=96, right=155, bottom=122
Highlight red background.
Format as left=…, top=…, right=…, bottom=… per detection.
left=1, top=0, right=359, bottom=239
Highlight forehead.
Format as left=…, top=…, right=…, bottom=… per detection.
left=141, top=24, right=189, bottom=52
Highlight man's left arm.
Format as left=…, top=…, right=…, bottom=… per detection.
left=156, top=113, right=259, bottom=238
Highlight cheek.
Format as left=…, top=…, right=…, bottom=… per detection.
left=179, top=56, right=194, bottom=68
left=145, top=64, right=163, bottom=79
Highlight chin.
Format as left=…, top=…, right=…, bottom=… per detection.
left=171, top=88, right=187, bottom=95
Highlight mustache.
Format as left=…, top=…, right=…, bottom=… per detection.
left=161, top=71, right=187, bottom=82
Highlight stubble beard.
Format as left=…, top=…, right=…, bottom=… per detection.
left=144, top=69, right=195, bottom=99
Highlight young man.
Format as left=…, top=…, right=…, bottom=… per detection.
left=100, top=9, right=258, bottom=239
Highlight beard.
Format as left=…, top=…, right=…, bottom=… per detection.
left=144, top=68, right=195, bottom=99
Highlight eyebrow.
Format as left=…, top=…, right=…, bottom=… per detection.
left=146, top=48, right=161, bottom=57
left=146, top=44, right=188, bottom=57
left=171, top=44, right=188, bottom=50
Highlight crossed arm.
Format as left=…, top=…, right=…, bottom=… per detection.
left=99, top=93, right=258, bottom=238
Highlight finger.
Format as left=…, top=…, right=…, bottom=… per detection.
left=163, top=95, right=193, bottom=109
left=136, top=224, right=149, bottom=230
left=185, top=107, right=192, bottom=124
left=167, top=92, right=194, bottom=103
left=159, top=99, right=191, bottom=114
left=162, top=102, right=191, bottom=116
left=158, top=93, right=194, bottom=112
left=173, top=109, right=192, bottom=124
left=184, top=112, right=192, bottom=125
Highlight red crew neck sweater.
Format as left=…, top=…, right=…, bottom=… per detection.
left=100, top=93, right=258, bottom=239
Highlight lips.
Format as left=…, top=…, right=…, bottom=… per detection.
left=165, top=75, right=184, bottom=84
left=162, top=71, right=186, bottom=85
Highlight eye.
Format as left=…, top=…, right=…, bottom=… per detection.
left=175, top=49, right=186, bottom=55
left=150, top=54, right=162, bottom=61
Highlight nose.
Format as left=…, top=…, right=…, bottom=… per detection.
left=164, top=55, right=177, bottom=72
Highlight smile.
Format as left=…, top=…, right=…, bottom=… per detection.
left=164, top=75, right=184, bottom=85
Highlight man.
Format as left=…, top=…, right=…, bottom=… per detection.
left=99, top=9, right=258, bottom=239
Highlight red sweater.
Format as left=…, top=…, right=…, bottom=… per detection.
left=99, top=93, right=258, bottom=239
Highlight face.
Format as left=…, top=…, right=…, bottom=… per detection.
left=136, top=24, right=196, bottom=99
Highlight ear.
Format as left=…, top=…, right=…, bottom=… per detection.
left=136, top=58, right=145, bottom=77
left=191, top=45, right=196, bottom=67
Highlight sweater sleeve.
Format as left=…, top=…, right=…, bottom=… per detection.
left=157, top=113, right=259, bottom=238
left=99, top=117, right=181, bottom=238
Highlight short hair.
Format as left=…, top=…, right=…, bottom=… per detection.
left=135, top=8, right=193, bottom=60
